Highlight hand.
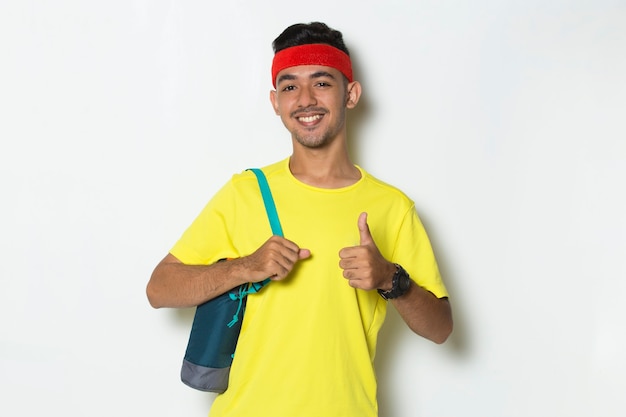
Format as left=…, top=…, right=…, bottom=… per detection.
left=241, top=235, right=311, bottom=282
left=338, top=212, right=396, bottom=291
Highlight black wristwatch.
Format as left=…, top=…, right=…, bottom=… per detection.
left=377, top=264, right=412, bottom=300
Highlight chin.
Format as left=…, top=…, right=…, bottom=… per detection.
left=294, top=135, right=329, bottom=149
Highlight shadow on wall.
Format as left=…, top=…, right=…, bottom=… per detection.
left=425, top=212, right=470, bottom=356
left=345, top=45, right=373, bottom=166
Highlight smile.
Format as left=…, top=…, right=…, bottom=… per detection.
left=297, top=114, right=323, bottom=123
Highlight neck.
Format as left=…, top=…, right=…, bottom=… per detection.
left=289, top=144, right=361, bottom=189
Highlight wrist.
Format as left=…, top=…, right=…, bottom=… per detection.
left=223, top=258, right=254, bottom=287
left=377, top=264, right=412, bottom=300
left=378, top=262, right=397, bottom=291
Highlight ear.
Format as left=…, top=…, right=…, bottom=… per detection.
left=345, top=81, right=362, bottom=109
left=269, top=90, right=280, bottom=115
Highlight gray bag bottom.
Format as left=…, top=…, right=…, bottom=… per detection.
left=181, top=359, right=230, bottom=393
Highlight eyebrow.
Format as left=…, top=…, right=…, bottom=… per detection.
left=276, top=71, right=337, bottom=85
left=310, top=71, right=336, bottom=80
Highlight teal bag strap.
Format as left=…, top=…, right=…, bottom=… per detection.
left=241, top=168, right=283, bottom=294
left=248, top=168, right=284, bottom=237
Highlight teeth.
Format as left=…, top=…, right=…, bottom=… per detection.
left=298, top=115, right=322, bottom=123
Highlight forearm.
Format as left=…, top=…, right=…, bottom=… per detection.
left=147, top=236, right=310, bottom=309
left=146, top=254, right=249, bottom=309
left=392, top=282, right=453, bottom=344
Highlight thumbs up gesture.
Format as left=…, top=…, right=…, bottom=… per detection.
left=339, top=212, right=396, bottom=291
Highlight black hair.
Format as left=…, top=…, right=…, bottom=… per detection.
left=272, top=22, right=350, bottom=56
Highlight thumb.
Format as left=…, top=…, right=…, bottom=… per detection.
left=299, top=248, right=311, bottom=259
left=358, top=212, right=374, bottom=246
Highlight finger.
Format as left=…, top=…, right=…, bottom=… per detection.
left=358, top=212, right=374, bottom=246
left=271, top=243, right=310, bottom=279
left=265, top=236, right=302, bottom=261
left=338, top=247, right=353, bottom=260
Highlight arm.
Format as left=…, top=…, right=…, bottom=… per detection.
left=146, top=235, right=311, bottom=309
left=338, top=213, right=453, bottom=344
left=390, top=283, right=452, bottom=344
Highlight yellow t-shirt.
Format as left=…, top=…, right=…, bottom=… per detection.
left=171, top=158, right=448, bottom=417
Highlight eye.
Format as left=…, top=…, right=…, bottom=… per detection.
left=281, top=85, right=296, bottom=92
left=315, top=82, right=331, bottom=88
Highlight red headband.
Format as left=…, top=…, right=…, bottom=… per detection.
left=271, top=43, right=353, bottom=88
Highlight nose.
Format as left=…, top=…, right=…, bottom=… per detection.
left=297, top=85, right=317, bottom=108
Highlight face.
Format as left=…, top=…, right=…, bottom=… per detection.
left=270, top=65, right=361, bottom=149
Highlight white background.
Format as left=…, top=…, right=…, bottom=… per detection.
left=1, top=1, right=625, bottom=416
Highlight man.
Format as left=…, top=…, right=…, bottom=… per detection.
left=147, top=22, right=452, bottom=417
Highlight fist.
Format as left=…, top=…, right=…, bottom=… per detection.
left=338, top=213, right=395, bottom=291
left=243, top=235, right=311, bottom=282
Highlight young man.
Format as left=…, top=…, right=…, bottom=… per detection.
left=147, top=22, right=452, bottom=417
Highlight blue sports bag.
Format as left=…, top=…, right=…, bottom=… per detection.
left=180, top=168, right=283, bottom=392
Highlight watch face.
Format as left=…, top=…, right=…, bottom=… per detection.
left=378, top=265, right=411, bottom=300
left=398, top=269, right=411, bottom=292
